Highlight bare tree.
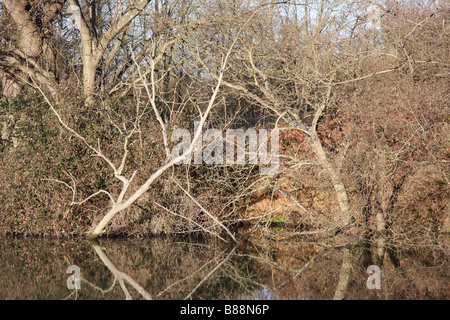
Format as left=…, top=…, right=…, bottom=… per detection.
left=67, top=0, right=152, bottom=100
left=33, top=12, right=246, bottom=239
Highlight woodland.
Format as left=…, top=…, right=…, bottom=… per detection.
left=0, top=0, right=448, bottom=252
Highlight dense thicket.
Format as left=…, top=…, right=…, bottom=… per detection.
left=0, top=1, right=448, bottom=245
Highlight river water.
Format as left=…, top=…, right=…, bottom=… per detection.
left=0, top=236, right=448, bottom=299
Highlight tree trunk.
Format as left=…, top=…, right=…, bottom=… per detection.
left=83, top=58, right=97, bottom=100
left=376, top=211, right=386, bottom=234
left=333, top=248, right=351, bottom=300
left=1, top=71, right=21, bottom=98
left=309, top=131, right=352, bottom=226
left=68, top=0, right=152, bottom=101
left=4, top=0, right=43, bottom=58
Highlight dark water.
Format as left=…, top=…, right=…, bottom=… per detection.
left=0, top=236, right=448, bottom=300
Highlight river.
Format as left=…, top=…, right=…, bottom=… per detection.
left=0, top=236, right=448, bottom=299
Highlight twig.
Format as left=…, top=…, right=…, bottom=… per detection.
left=172, top=178, right=237, bottom=243
left=154, top=201, right=227, bottom=242
left=184, top=245, right=237, bottom=300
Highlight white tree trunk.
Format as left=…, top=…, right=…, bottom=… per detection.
left=310, top=131, right=352, bottom=226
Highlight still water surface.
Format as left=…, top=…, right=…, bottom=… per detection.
left=0, top=236, right=448, bottom=299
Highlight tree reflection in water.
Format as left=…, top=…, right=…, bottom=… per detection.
left=0, top=236, right=447, bottom=300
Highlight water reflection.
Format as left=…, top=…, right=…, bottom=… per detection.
left=0, top=236, right=448, bottom=299
left=89, top=240, right=152, bottom=300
